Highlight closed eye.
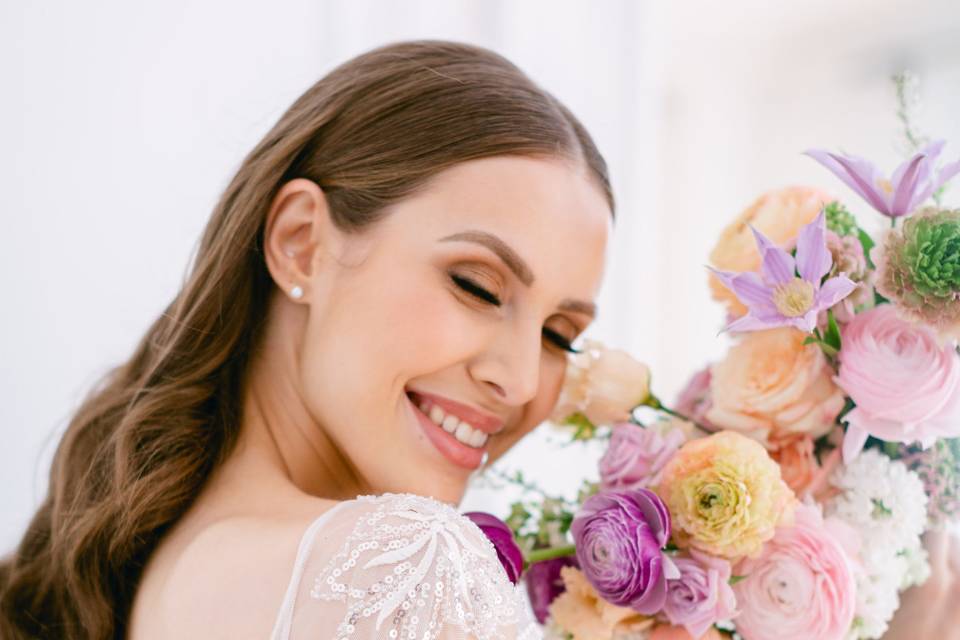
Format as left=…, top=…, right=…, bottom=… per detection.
left=451, top=273, right=501, bottom=306
left=450, top=274, right=580, bottom=354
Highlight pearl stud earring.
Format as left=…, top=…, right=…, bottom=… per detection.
left=290, top=285, right=303, bottom=299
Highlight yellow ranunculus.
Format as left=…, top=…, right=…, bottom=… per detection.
left=658, top=430, right=796, bottom=560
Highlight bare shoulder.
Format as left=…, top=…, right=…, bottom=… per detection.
left=129, top=497, right=343, bottom=640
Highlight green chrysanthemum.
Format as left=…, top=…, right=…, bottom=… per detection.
left=877, top=207, right=960, bottom=330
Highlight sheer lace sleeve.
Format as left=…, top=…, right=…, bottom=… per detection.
left=271, top=492, right=543, bottom=640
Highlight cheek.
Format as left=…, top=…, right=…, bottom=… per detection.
left=488, top=356, right=566, bottom=461
left=301, top=271, right=480, bottom=404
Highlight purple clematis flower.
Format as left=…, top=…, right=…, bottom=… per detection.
left=805, top=140, right=960, bottom=218
left=708, top=211, right=857, bottom=333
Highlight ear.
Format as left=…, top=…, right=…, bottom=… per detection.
left=263, top=178, right=342, bottom=303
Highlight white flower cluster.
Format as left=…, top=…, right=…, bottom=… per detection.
left=826, top=449, right=930, bottom=640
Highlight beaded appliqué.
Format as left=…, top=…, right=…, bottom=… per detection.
left=310, top=493, right=542, bottom=640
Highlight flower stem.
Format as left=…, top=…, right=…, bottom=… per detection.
left=526, top=544, right=577, bottom=564
left=642, top=394, right=715, bottom=433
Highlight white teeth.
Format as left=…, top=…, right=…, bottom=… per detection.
left=454, top=422, right=472, bottom=444
left=441, top=415, right=458, bottom=434
left=468, top=429, right=487, bottom=448
left=415, top=396, right=489, bottom=449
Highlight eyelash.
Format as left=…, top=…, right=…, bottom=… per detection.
left=450, top=274, right=580, bottom=354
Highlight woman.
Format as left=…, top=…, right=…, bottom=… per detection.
left=0, top=40, right=611, bottom=639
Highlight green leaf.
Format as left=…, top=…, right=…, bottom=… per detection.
left=858, top=228, right=876, bottom=269
left=824, top=309, right=842, bottom=352
left=563, top=412, right=597, bottom=442
left=729, top=574, right=748, bottom=585
left=882, top=440, right=902, bottom=459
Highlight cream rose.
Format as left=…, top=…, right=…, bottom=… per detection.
left=552, top=339, right=652, bottom=426
left=705, top=328, right=845, bottom=447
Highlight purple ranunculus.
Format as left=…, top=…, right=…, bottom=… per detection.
left=598, top=423, right=685, bottom=492
left=805, top=140, right=960, bottom=218
left=570, top=488, right=679, bottom=614
left=663, top=549, right=739, bottom=639
left=524, top=555, right=579, bottom=623
left=464, top=511, right=524, bottom=585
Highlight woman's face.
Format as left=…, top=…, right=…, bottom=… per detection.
left=266, top=155, right=611, bottom=503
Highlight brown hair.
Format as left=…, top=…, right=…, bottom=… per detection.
left=0, top=39, right=613, bottom=639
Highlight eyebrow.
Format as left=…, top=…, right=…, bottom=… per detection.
left=438, top=230, right=598, bottom=319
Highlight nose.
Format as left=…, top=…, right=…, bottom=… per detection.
left=469, top=319, right=542, bottom=407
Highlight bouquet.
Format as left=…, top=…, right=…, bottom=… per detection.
left=468, top=73, right=960, bottom=640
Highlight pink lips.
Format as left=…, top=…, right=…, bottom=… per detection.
left=405, top=390, right=503, bottom=471
left=408, top=390, right=505, bottom=434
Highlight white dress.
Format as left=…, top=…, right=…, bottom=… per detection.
left=270, top=492, right=544, bottom=640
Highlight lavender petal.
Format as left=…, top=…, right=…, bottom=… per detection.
left=750, top=226, right=796, bottom=284
left=804, top=149, right=891, bottom=214
left=815, top=275, right=857, bottom=309
left=708, top=268, right=778, bottom=315
left=724, top=313, right=783, bottom=333
left=890, top=153, right=927, bottom=216
left=796, top=211, right=832, bottom=283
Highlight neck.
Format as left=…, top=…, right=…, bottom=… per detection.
left=225, top=298, right=371, bottom=504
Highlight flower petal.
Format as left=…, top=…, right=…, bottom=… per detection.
left=919, top=138, right=947, bottom=163
left=815, top=275, right=857, bottom=309
left=891, top=146, right=936, bottom=188
left=927, top=158, right=960, bottom=199
left=804, top=149, right=891, bottom=215
left=796, top=211, right=832, bottom=283
left=907, top=144, right=957, bottom=210
left=707, top=267, right=778, bottom=315
left=750, top=226, right=796, bottom=284
left=890, top=153, right=927, bottom=216
left=788, top=310, right=819, bottom=333
left=841, top=421, right=870, bottom=464
left=724, top=312, right=784, bottom=333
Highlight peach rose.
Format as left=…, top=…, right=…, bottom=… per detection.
left=705, top=328, right=846, bottom=447
left=769, top=435, right=820, bottom=496
left=709, top=186, right=834, bottom=316
left=548, top=566, right=655, bottom=640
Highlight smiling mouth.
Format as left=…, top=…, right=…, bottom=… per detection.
left=406, top=391, right=489, bottom=449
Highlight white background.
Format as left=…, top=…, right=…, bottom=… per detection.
left=2, top=0, right=960, bottom=549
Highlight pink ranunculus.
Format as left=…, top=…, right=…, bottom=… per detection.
left=835, top=304, right=960, bottom=462
left=732, top=502, right=859, bottom=640
left=662, top=549, right=738, bottom=639
left=598, top=422, right=685, bottom=492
